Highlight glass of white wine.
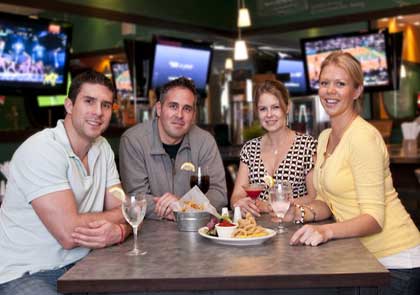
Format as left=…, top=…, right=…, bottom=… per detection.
left=269, top=181, right=292, bottom=234
left=122, top=193, right=147, bottom=256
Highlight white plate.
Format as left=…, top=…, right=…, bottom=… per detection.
left=198, top=227, right=276, bottom=246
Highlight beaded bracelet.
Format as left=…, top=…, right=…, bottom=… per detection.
left=294, top=204, right=305, bottom=224
left=118, top=224, right=125, bottom=244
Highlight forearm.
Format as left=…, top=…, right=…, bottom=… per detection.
left=323, top=213, right=382, bottom=240
left=292, top=200, right=332, bottom=223
left=78, top=206, right=125, bottom=225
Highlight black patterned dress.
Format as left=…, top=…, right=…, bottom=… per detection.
left=240, top=133, right=317, bottom=200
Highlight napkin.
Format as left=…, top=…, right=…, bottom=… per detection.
left=0, top=161, right=9, bottom=179
left=401, top=121, right=420, bottom=140
left=172, top=186, right=221, bottom=218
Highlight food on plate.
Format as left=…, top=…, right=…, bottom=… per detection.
left=181, top=200, right=204, bottom=212
left=218, top=219, right=236, bottom=227
left=233, top=213, right=269, bottom=238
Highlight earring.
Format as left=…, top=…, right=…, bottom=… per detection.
left=286, top=114, right=289, bottom=127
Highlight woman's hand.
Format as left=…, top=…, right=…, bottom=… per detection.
left=256, top=198, right=270, bottom=213
left=233, top=197, right=261, bottom=217
left=289, top=224, right=333, bottom=246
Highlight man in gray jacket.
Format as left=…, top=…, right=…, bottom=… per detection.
left=119, top=77, right=227, bottom=220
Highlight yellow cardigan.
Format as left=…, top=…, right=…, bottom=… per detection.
left=314, top=116, right=420, bottom=258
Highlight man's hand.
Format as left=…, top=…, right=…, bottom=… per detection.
left=233, top=197, right=261, bottom=217
left=289, top=224, right=333, bottom=247
left=72, top=220, right=121, bottom=248
left=153, top=193, right=179, bottom=220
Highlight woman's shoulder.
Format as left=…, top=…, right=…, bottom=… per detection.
left=349, top=117, right=384, bottom=141
left=295, top=132, right=317, bottom=143
left=242, top=136, right=262, bottom=149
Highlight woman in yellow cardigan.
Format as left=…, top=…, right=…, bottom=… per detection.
left=286, top=51, right=420, bottom=294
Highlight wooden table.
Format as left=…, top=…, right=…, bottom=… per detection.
left=58, top=219, right=389, bottom=294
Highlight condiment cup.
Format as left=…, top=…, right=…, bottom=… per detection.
left=215, top=223, right=238, bottom=238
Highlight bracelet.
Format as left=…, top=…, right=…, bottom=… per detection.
left=294, top=204, right=305, bottom=224
left=118, top=224, right=125, bottom=244
left=305, top=206, right=316, bottom=222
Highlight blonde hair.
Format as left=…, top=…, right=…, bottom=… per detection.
left=254, top=80, right=289, bottom=114
left=319, top=51, right=364, bottom=113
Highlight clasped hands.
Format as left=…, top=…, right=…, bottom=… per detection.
left=153, top=192, right=179, bottom=221
left=72, top=220, right=124, bottom=249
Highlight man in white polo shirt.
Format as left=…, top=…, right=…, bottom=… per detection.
left=0, top=71, right=129, bottom=295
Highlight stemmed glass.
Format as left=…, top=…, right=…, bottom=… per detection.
left=242, top=183, right=265, bottom=201
left=122, top=193, right=147, bottom=256
left=269, top=181, right=292, bottom=234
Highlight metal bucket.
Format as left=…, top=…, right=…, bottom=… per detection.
left=174, top=211, right=210, bottom=232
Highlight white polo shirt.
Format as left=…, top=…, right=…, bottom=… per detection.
left=0, top=120, right=120, bottom=284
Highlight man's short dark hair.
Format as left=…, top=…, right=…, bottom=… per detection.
left=68, top=70, right=116, bottom=103
left=159, top=77, right=198, bottom=105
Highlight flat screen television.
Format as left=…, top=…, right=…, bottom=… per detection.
left=37, top=73, right=71, bottom=107
left=151, top=36, right=213, bottom=95
left=276, top=58, right=307, bottom=96
left=110, top=61, right=133, bottom=95
left=301, top=29, right=392, bottom=93
left=0, top=12, right=72, bottom=95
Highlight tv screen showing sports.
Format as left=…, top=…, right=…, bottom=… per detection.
left=151, top=36, right=212, bottom=93
left=277, top=58, right=307, bottom=95
left=0, top=12, right=72, bottom=95
left=37, top=73, right=71, bottom=107
left=110, top=61, right=133, bottom=94
left=301, top=30, right=392, bottom=93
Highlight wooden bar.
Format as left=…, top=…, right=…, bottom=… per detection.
left=58, top=218, right=389, bottom=294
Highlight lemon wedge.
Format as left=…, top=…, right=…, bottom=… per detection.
left=263, top=175, right=275, bottom=188
left=180, top=162, right=195, bottom=172
left=109, top=187, right=126, bottom=201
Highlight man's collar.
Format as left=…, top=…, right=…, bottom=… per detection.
left=54, top=119, right=100, bottom=159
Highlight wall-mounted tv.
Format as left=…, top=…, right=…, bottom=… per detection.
left=151, top=36, right=213, bottom=95
left=0, top=12, right=72, bottom=95
left=37, top=73, right=71, bottom=107
left=276, top=58, right=307, bottom=96
left=301, top=29, right=392, bottom=93
left=110, top=61, right=133, bottom=95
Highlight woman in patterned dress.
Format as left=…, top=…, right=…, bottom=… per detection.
left=230, top=80, right=317, bottom=217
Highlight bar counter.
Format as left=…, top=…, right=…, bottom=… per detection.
left=58, top=218, right=389, bottom=294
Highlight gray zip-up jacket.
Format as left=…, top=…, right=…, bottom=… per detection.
left=119, top=118, right=227, bottom=219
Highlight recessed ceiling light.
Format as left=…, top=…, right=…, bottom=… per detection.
left=414, top=21, right=420, bottom=26
left=397, top=15, right=404, bottom=20
left=380, top=18, right=389, bottom=21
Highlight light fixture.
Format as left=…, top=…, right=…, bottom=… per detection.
left=225, top=58, right=233, bottom=70
left=234, top=40, right=248, bottom=60
left=238, top=0, right=251, bottom=28
left=234, top=0, right=250, bottom=61
left=400, top=64, right=406, bottom=78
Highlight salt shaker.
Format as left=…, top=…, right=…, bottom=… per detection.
left=233, top=206, right=241, bottom=224
left=221, top=207, right=229, bottom=218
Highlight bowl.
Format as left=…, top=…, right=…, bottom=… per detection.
left=415, top=169, right=420, bottom=185
left=215, top=223, right=238, bottom=238
left=174, top=211, right=210, bottom=232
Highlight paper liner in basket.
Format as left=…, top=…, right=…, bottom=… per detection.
left=172, top=186, right=221, bottom=218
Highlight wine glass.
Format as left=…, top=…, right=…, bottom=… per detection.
left=269, top=181, right=292, bottom=234
left=190, top=166, right=210, bottom=193
left=122, top=193, right=147, bottom=256
left=242, top=183, right=265, bottom=201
